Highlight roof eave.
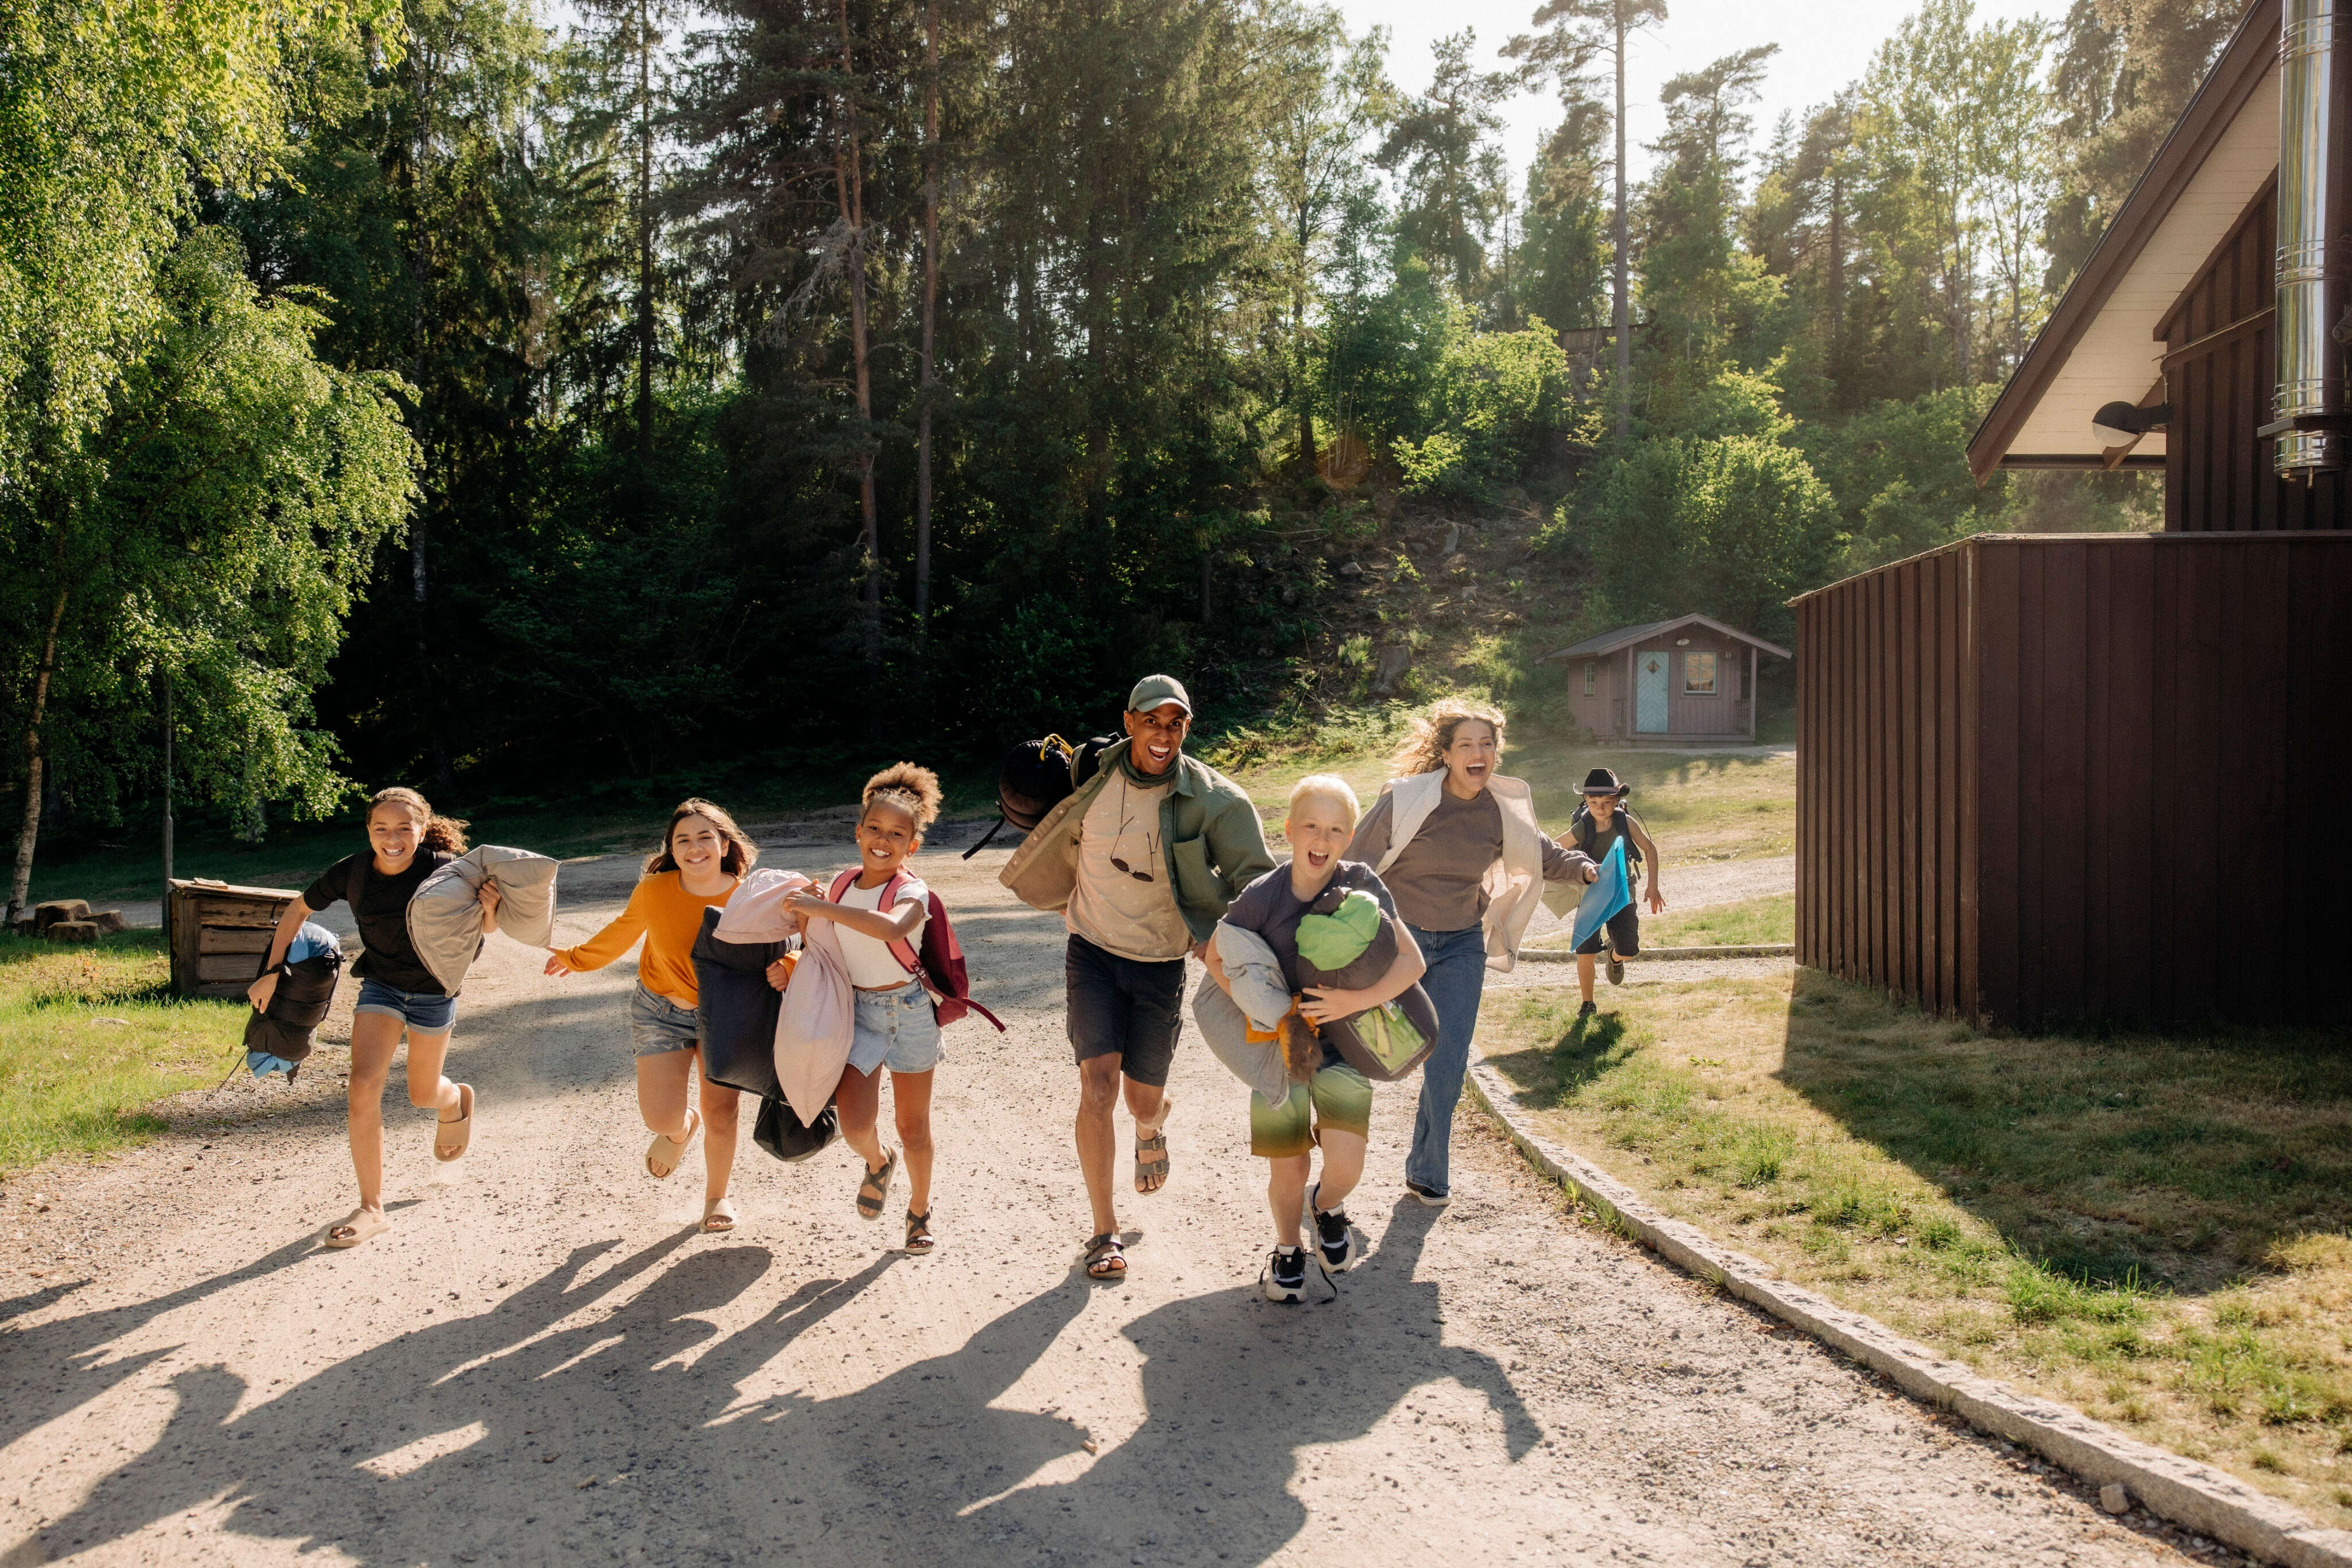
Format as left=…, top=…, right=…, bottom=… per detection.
left=1964, top=0, right=2279, bottom=481
left=1541, top=613, right=1793, bottom=663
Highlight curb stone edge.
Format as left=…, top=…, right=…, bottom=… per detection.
left=1465, top=1056, right=2352, bottom=1568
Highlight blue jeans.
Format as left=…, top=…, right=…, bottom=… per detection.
left=1404, top=923, right=1489, bottom=1197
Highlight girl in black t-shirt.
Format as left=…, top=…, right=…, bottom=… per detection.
left=250, top=787, right=500, bottom=1248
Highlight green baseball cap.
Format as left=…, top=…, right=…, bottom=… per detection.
left=1127, top=674, right=1194, bottom=715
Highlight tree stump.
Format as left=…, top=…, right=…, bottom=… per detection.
left=33, top=900, right=91, bottom=933
left=44, top=921, right=99, bottom=943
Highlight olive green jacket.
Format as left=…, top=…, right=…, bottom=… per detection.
left=999, top=738, right=1274, bottom=943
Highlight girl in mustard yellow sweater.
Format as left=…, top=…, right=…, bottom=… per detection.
left=546, top=798, right=759, bottom=1232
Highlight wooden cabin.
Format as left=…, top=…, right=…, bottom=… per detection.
left=1541, top=615, right=1790, bottom=745
left=1797, top=0, right=2352, bottom=1029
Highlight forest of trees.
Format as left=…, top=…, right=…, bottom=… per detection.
left=2, top=0, right=2241, bottom=895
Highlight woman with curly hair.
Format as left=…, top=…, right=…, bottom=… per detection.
left=1345, top=700, right=1595, bottom=1206
left=784, top=763, right=952, bottom=1252
left=546, top=799, right=760, bottom=1233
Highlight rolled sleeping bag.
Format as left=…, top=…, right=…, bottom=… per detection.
left=1295, top=907, right=1441, bottom=1082
left=691, top=904, right=788, bottom=1099
left=1188, top=973, right=1293, bottom=1105
left=774, top=919, right=854, bottom=1128
left=408, top=845, right=560, bottom=993
left=244, top=923, right=344, bottom=1079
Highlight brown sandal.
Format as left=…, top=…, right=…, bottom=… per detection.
left=1084, top=1233, right=1126, bottom=1280
left=1134, top=1100, right=1173, bottom=1194
left=904, top=1209, right=934, bottom=1253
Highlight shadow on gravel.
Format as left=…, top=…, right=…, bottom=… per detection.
left=16, top=1199, right=1533, bottom=1566
left=956, top=1197, right=1542, bottom=1563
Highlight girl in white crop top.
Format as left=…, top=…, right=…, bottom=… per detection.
left=784, top=763, right=948, bottom=1252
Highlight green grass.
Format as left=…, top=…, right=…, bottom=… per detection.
left=1641, top=892, right=1795, bottom=947
left=0, top=931, right=249, bottom=1174
left=1480, top=974, right=2352, bottom=1526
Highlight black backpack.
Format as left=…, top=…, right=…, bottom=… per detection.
left=963, top=732, right=1117, bottom=858
left=1566, top=802, right=1645, bottom=865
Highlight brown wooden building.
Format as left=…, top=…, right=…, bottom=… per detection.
left=1798, top=0, right=2352, bottom=1029
left=1542, top=615, right=1790, bottom=745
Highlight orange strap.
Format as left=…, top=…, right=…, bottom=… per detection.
left=1244, top=997, right=1307, bottom=1044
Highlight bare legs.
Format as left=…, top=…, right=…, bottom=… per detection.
left=1266, top=1129, right=1367, bottom=1249
left=635, top=1048, right=740, bottom=1209
left=1076, top=1053, right=1165, bottom=1241
left=1576, top=950, right=1597, bottom=1004
left=344, top=1011, right=460, bottom=1220
left=837, top=1066, right=935, bottom=1215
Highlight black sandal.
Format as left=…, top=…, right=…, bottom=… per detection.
left=904, top=1209, right=934, bottom=1253
left=856, top=1148, right=899, bottom=1221
left=1083, top=1232, right=1127, bottom=1280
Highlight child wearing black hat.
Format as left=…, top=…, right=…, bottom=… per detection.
left=1566, top=768, right=1665, bottom=1016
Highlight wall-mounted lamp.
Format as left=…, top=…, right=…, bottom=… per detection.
left=1674, top=637, right=1690, bottom=646
left=2092, top=400, right=2171, bottom=446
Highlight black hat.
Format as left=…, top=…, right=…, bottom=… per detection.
left=1579, top=767, right=1630, bottom=797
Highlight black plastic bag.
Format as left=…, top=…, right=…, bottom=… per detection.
left=753, top=1094, right=838, bottom=1162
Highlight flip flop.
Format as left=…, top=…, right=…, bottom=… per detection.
left=647, top=1108, right=702, bottom=1179
left=323, top=1208, right=389, bottom=1249
left=702, top=1197, right=738, bottom=1234
left=434, top=1084, right=475, bottom=1162
left=1134, top=1099, right=1173, bottom=1194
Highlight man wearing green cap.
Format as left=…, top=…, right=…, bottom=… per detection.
left=1001, top=673, right=1275, bottom=1281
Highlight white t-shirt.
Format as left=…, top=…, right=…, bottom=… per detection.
left=834, top=875, right=929, bottom=989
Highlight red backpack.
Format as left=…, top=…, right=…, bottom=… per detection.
left=826, top=869, right=1006, bottom=1031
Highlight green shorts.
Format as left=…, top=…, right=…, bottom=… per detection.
left=1249, top=1064, right=1373, bottom=1159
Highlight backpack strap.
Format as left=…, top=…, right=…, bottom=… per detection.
left=827, top=868, right=926, bottom=978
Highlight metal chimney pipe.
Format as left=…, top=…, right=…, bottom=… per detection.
left=2276, top=0, right=2352, bottom=473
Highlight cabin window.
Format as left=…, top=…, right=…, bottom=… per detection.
left=1583, top=660, right=1596, bottom=696
left=1684, top=652, right=1717, bottom=695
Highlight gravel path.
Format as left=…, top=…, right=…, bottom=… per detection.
left=0, top=839, right=2200, bottom=1567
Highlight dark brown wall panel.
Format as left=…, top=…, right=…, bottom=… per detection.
left=1795, top=533, right=2351, bottom=1029
left=1975, top=543, right=2022, bottom=1028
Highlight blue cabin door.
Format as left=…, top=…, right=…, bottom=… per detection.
left=1635, top=652, right=1669, bottom=733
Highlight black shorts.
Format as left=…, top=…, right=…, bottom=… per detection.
left=1575, top=906, right=1640, bottom=957
left=1066, top=934, right=1186, bottom=1088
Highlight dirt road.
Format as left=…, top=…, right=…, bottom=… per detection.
left=1, top=836, right=2207, bottom=1566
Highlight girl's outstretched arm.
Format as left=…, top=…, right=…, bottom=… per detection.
left=784, top=890, right=922, bottom=944
left=546, top=881, right=651, bottom=976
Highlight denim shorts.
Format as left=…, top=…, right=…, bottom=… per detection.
left=354, top=977, right=457, bottom=1035
left=628, top=984, right=701, bottom=1056
left=846, top=982, right=942, bottom=1075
